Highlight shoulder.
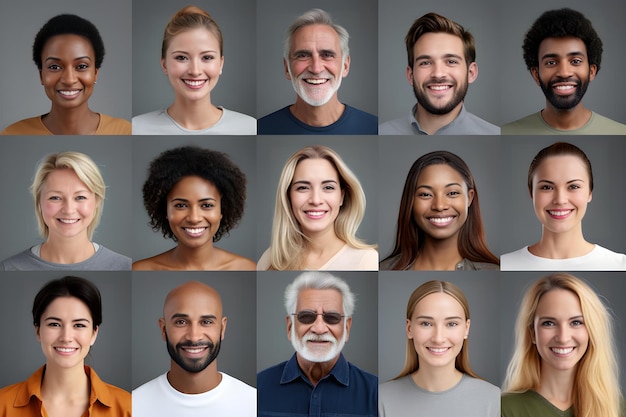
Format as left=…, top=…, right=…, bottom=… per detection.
left=344, top=246, right=379, bottom=270
left=462, top=259, right=500, bottom=271
left=257, top=106, right=294, bottom=134
left=1, top=116, right=50, bottom=135
left=462, top=111, right=501, bottom=134
left=97, top=114, right=132, bottom=135
left=501, top=112, right=543, bottom=134
left=379, top=253, right=401, bottom=270
left=132, top=110, right=171, bottom=134
left=379, top=116, right=413, bottom=135
left=132, top=374, right=165, bottom=398
left=257, top=361, right=288, bottom=384
left=220, top=372, right=256, bottom=393
left=500, top=247, right=532, bottom=270
left=341, top=105, right=378, bottom=133
left=587, top=112, right=626, bottom=134
left=1, top=248, right=42, bottom=271
left=460, top=376, right=501, bottom=395
left=215, top=248, right=257, bottom=270
left=256, top=248, right=271, bottom=271
left=93, top=245, right=132, bottom=270
left=132, top=250, right=173, bottom=271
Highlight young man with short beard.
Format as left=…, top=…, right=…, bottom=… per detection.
left=379, top=12, right=499, bottom=135
left=502, top=8, right=626, bottom=134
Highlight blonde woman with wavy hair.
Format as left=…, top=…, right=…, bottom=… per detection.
left=257, top=145, right=377, bottom=270
left=0, top=151, right=130, bottom=270
left=502, top=273, right=623, bottom=417
left=379, top=280, right=499, bottom=417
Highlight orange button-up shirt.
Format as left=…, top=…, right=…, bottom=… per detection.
left=0, top=365, right=131, bottom=417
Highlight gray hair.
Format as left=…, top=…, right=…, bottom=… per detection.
left=284, top=272, right=355, bottom=317
left=283, top=8, right=350, bottom=63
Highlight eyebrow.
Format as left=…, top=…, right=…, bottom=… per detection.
left=43, top=189, right=91, bottom=195
left=292, top=179, right=338, bottom=185
left=536, top=179, right=585, bottom=184
left=170, top=313, right=217, bottom=320
left=170, top=50, right=218, bottom=55
left=415, top=315, right=464, bottom=321
left=415, top=53, right=463, bottom=62
left=292, top=48, right=336, bottom=56
left=538, top=315, right=584, bottom=321
left=45, top=56, right=92, bottom=62
left=170, top=197, right=217, bottom=203
left=540, top=51, right=585, bottom=61
left=44, top=316, right=90, bottom=323
left=416, top=182, right=463, bottom=189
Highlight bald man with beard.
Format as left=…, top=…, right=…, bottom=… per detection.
left=133, top=281, right=256, bottom=416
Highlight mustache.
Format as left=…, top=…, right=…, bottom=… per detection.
left=548, top=77, right=580, bottom=86
left=302, top=333, right=337, bottom=343
left=176, top=341, right=213, bottom=349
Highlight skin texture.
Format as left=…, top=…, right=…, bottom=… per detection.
left=529, top=155, right=594, bottom=259
left=412, top=164, right=474, bottom=270
left=39, top=34, right=100, bottom=134
left=530, top=36, right=597, bottom=130
left=284, top=24, right=350, bottom=126
left=406, top=292, right=469, bottom=391
left=161, top=28, right=225, bottom=130
left=286, top=288, right=351, bottom=385
left=408, top=32, right=477, bottom=134
left=159, top=281, right=227, bottom=394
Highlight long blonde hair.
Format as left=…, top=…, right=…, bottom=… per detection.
left=503, top=273, right=621, bottom=417
left=268, top=145, right=375, bottom=270
left=395, top=280, right=479, bottom=379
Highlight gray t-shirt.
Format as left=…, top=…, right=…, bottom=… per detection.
left=132, top=107, right=256, bottom=135
left=379, top=374, right=500, bottom=417
left=1, top=243, right=131, bottom=271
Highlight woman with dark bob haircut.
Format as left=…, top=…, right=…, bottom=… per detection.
left=133, top=145, right=255, bottom=270
left=380, top=150, right=498, bottom=270
left=0, top=276, right=131, bottom=416
left=1, top=14, right=131, bottom=135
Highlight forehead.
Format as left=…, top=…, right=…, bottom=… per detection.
left=417, top=163, right=465, bottom=185
left=297, top=288, right=343, bottom=311
left=538, top=36, right=587, bottom=58
left=169, top=175, right=220, bottom=198
left=43, top=296, right=91, bottom=318
left=43, top=168, right=88, bottom=189
left=164, top=285, right=222, bottom=318
left=43, top=34, right=95, bottom=56
left=536, top=288, right=582, bottom=316
left=412, top=292, right=465, bottom=317
left=293, top=158, right=339, bottom=179
left=533, top=155, right=589, bottom=178
left=290, top=24, right=341, bottom=52
left=414, top=32, right=465, bottom=58
left=167, top=27, right=221, bottom=52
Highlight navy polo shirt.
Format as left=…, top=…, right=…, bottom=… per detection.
left=257, top=352, right=378, bottom=417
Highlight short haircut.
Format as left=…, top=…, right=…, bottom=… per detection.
left=284, top=271, right=355, bottom=317
left=142, top=146, right=246, bottom=243
left=161, top=5, right=224, bottom=58
left=283, top=8, right=350, bottom=63
left=33, top=276, right=102, bottom=330
left=405, top=12, right=476, bottom=68
left=33, top=14, right=105, bottom=70
left=527, top=141, right=593, bottom=195
left=522, top=8, right=603, bottom=72
left=31, top=151, right=106, bottom=240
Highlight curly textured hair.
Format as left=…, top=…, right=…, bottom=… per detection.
left=522, top=8, right=603, bottom=72
left=142, top=146, right=246, bottom=243
left=33, top=14, right=105, bottom=70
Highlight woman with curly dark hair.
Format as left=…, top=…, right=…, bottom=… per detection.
left=133, top=146, right=255, bottom=270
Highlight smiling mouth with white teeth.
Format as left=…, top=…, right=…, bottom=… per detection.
left=183, top=79, right=207, bottom=87
left=58, top=90, right=81, bottom=97
left=551, top=347, right=574, bottom=355
left=58, top=218, right=79, bottom=224
left=183, top=227, right=208, bottom=234
left=427, top=347, right=450, bottom=353
left=304, top=78, right=328, bottom=85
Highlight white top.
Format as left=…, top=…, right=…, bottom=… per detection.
left=132, top=372, right=256, bottom=417
left=501, top=244, right=626, bottom=271
left=132, top=107, right=257, bottom=135
left=257, top=244, right=378, bottom=270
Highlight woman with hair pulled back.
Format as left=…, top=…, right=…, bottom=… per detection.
left=501, top=142, right=626, bottom=270
left=132, top=5, right=256, bottom=134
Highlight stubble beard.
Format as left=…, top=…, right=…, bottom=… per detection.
left=165, top=330, right=221, bottom=374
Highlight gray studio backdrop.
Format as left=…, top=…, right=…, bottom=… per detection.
left=0, top=0, right=132, bottom=130
left=378, top=0, right=501, bottom=128
left=0, top=137, right=133, bottom=263
left=256, top=271, right=378, bottom=376
left=131, top=272, right=257, bottom=389
left=377, top=136, right=501, bottom=261
left=499, top=272, right=626, bottom=392
left=378, top=272, right=501, bottom=386
left=255, top=136, right=378, bottom=262
left=499, top=137, right=626, bottom=256
left=132, top=136, right=257, bottom=263
left=0, top=272, right=132, bottom=391
left=132, top=0, right=256, bottom=119
left=256, top=0, right=378, bottom=119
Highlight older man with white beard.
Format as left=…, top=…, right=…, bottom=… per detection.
left=257, top=272, right=377, bottom=417
left=257, top=9, right=378, bottom=135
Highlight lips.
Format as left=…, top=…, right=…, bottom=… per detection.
left=182, top=226, right=208, bottom=237
left=305, top=210, right=327, bottom=219
left=427, top=347, right=451, bottom=354
left=304, top=78, right=329, bottom=85
left=551, top=346, right=575, bottom=355
left=427, top=216, right=456, bottom=227
left=57, top=89, right=82, bottom=100
left=55, top=347, right=79, bottom=355
left=547, top=209, right=573, bottom=219
left=58, top=218, right=79, bottom=224
left=183, top=79, right=207, bottom=89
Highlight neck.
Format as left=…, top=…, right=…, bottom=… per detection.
left=40, top=236, right=94, bottom=264
left=537, top=366, right=576, bottom=409
left=412, top=365, right=463, bottom=392
left=414, top=102, right=463, bottom=134
left=41, top=363, right=89, bottom=398
left=167, top=361, right=221, bottom=394
left=169, top=243, right=218, bottom=269
left=414, top=236, right=462, bottom=270
left=301, top=230, right=345, bottom=269
left=296, top=353, right=339, bottom=386
left=167, top=97, right=222, bottom=130
left=43, top=105, right=99, bottom=135
left=290, top=96, right=345, bottom=127
left=530, top=227, right=593, bottom=259
left=540, top=103, right=591, bottom=130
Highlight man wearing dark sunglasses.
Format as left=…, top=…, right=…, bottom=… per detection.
left=257, top=271, right=377, bottom=416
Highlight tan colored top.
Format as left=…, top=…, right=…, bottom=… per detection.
left=1, top=114, right=131, bottom=135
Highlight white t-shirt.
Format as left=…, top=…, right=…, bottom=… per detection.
left=132, top=372, right=256, bottom=417
left=132, top=107, right=256, bottom=135
left=501, top=244, right=626, bottom=271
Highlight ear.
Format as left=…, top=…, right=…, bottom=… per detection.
left=220, top=316, right=227, bottom=341
left=467, top=62, right=478, bottom=84
left=161, top=58, right=168, bottom=75
left=286, top=315, right=293, bottom=340
left=39, top=70, right=44, bottom=85
left=90, top=325, right=99, bottom=346
left=341, top=55, right=351, bottom=78
left=529, top=326, right=536, bottom=344
left=159, top=317, right=167, bottom=341
left=94, top=68, right=99, bottom=84
left=589, top=64, right=597, bottom=82
left=35, top=325, right=41, bottom=341
left=340, top=189, right=345, bottom=207
left=344, top=316, right=352, bottom=343
left=219, top=55, right=224, bottom=75
left=284, top=58, right=291, bottom=80
left=530, top=67, right=540, bottom=86
left=467, top=189, right=475, bottom=208
left=406, top=65, right=414, bottom=87
left=405, top=318, right=412, bottom=339
left=464, top=319, right=470, bottom=339
left=588, top=191, right=593, bottom=203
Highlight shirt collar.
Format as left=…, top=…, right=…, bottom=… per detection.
left=410, top=103, right=468, bottom=134
left=280, top=352, right=350, bottom=387
left=14, top=365, right=115, bottom=409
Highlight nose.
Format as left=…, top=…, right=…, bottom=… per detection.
left=187, top=206, right=202, bottom=223
left=60, top=67, right=78, bottom=85
left=61, top=198, right=76, bottom=214
left=59, top=325, right=73, bottom=342
left=308, top=188, right=322, bottom=205
left=187, top=322, right=203, bottom=342
left=430, top=60, right=446, bottom=79
left=432, top=324, right=445, bottom=343
left=552, top=188, right=567, bottom=205
left=188, top=57, right=201, bottom=76
left=310, top=313, right=329, bottom=334
left=431, top=194, right=448, bottom=211
left=308, top=54, right=324, bottom=74
left=555, top=60, right=574, bottom=78
left=555, top=324, right=571, bottom=343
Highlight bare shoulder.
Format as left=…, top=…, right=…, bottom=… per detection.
left=216, top=248, right=257, bottom=271
left=132, top=251, right=174, bottom=270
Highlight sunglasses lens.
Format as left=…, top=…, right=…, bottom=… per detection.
left=295, top=311, right=343, bottom=324
left=323, top=313, right=342, bottom=324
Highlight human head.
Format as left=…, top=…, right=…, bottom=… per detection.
left=395, top=280, right=476, bottom=378
left=405, top=12, right=476, bottom=69
left=31, top=151, right=106, bottom=240
left=159, top=281, right=226, bottom=374
left=504, top=273, right=617, bottom=396
left=33, top=14, right=105, bottom=70
left=522, top=8, right=602, bottom=73
left=142, top=146, right=246, bottom=243
left=161, top=5, right=223, bottom=59
left=33, top=276, right=102, bottom=331
left=527, top=142, right=593, bottom=196
left=274, top=145, right=365, bottom=244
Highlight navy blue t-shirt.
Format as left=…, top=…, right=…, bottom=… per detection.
left=258, top=105, right=378, bottom=135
